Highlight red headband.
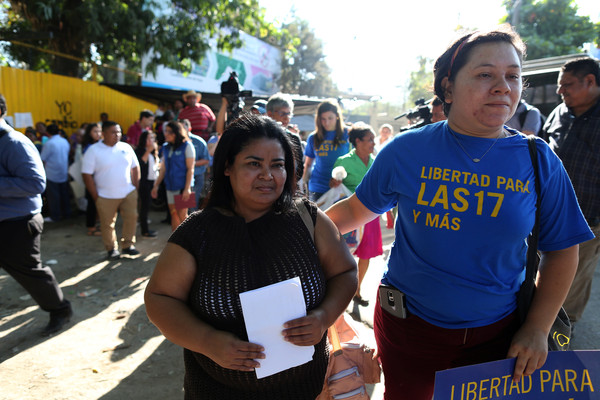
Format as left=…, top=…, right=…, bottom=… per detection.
left=447, top=39, right=468, bottom=77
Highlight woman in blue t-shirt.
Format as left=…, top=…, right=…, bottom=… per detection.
left=325, top=25, right=594, bottom=400
left=302, top=99, right=350, bottom=201
left=151, top=121, right=195, bottom=231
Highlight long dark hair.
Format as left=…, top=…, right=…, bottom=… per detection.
left=313, top=99, right=346, bottom=150
left=136, top=130, right=158, bottom=161
left=206, top=114, right=296, bottom=214
left=82, top=122, right=100, bottom=148
left=166, top=121, right=188, bottom=149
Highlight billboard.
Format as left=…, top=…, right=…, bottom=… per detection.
left=141, top=31, right=282, bottom=96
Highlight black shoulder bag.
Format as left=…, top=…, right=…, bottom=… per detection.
left=517, top=136, right=571, bottom=351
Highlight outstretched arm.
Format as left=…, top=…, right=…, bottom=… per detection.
left=325, top=193, right=379, bottom=234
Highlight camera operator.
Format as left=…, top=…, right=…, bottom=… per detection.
left=431, top=96, right=447, bottom=123
left=178, top=90, right=216, bottom=142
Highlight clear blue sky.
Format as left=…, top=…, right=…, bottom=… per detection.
left=258, top=0, right=600, bottom=103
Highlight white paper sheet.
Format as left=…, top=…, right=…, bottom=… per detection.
left=239, top=277, right=314, bottom=379
left=14, top=112, right=33, bottom=128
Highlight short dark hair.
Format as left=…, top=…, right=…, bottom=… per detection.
left=102, top=120, right=119, bottom=131
left=207, top=114, right=296, bottom=213
left=0, top=93, right=7, bottom=118
left=348, top=122, right=374, bottom=147
left=47, top=124, right=60, bottom=136
left=562, top=57, right=600, bottom=86
left=140, top=110, right=154, bottom=120
left=433, top=24, right=526, bottom=115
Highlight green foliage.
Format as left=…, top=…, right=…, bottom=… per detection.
left=0, top=0, right=287, bottom=77
left=501, top=0, right=600, bottom=59
left=276, top=18, right=338, bottom=97
left=407, top=56, right=434, bottom=106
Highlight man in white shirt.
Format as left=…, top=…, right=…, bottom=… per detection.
left=82, top=121, right=140, bottom=259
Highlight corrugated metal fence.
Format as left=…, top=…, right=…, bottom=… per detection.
left=0, top=66, right=156, bottom=134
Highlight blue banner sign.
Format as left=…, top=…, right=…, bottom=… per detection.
left=433, top=350, right=599, bottom=399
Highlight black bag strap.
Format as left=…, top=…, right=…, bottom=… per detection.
left=520, top=136, right=542, bottom=320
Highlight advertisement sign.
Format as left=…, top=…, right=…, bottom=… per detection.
left=141, top=31, right=281, bottom=96
left=433, top=350, right=600, bottom=399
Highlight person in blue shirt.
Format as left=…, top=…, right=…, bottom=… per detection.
left=40, top=124, right=71, bottom=222
left=0, top=94, right=72, bottom=336
left=325, top=26, right=594, bottom=400
left=180, top=118, right=209, bottom=211
left=302, top=99, right=350, bottom=201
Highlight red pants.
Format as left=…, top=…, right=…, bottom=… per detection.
left=373, top=295, right=519, bottom=400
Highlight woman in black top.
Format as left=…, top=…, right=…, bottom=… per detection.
left=135, top=130, right=159, bottom=237
left=145, top=114, right=357, bottom=399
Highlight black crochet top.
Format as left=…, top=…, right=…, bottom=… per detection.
left=168, top=199, right=328, bottom=399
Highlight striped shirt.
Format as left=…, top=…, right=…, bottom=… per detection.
left=544, top=98, right=600, bottom=226
left=178, top=103, right=215, bottom=141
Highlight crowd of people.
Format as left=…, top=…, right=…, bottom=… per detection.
left=2, top=23, right=600, bottom=400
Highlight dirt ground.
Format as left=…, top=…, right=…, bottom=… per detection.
left=0, top=209, right=385, bottom=400
left=0, top=210, right=185, bottom=400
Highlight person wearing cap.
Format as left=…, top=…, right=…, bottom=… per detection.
left=250, top=99, right=267, bottom=115
left=178, top=90, right=216, bottom=142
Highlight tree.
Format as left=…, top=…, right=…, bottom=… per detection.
left=0, top=0, right=287, bottom=78
left=407, top=56, right=434, bottom=107
left=276, top=18, right=338, bottom=97
left=502, top=0, right=600, bottom=60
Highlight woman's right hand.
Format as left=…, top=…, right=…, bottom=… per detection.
left=205, top=330, right=265, bottom=371
left=151, top=187, right=158, bottom=199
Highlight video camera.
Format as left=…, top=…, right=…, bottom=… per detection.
left=221, top=71, right=252, bottom=122
left=395, top=98, right=432, bottom=131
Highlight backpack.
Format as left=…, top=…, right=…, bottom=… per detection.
left=518, top=104, right=547, bottom=137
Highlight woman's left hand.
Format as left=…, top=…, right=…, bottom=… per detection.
left=282, top=309, right=326, bottom=346
left=507, top=323, right=548, bottom=382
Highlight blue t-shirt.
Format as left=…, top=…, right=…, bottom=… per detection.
left=304, top=130, right=350, bottom=193
left=356, top=121, right=594, bottom=329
